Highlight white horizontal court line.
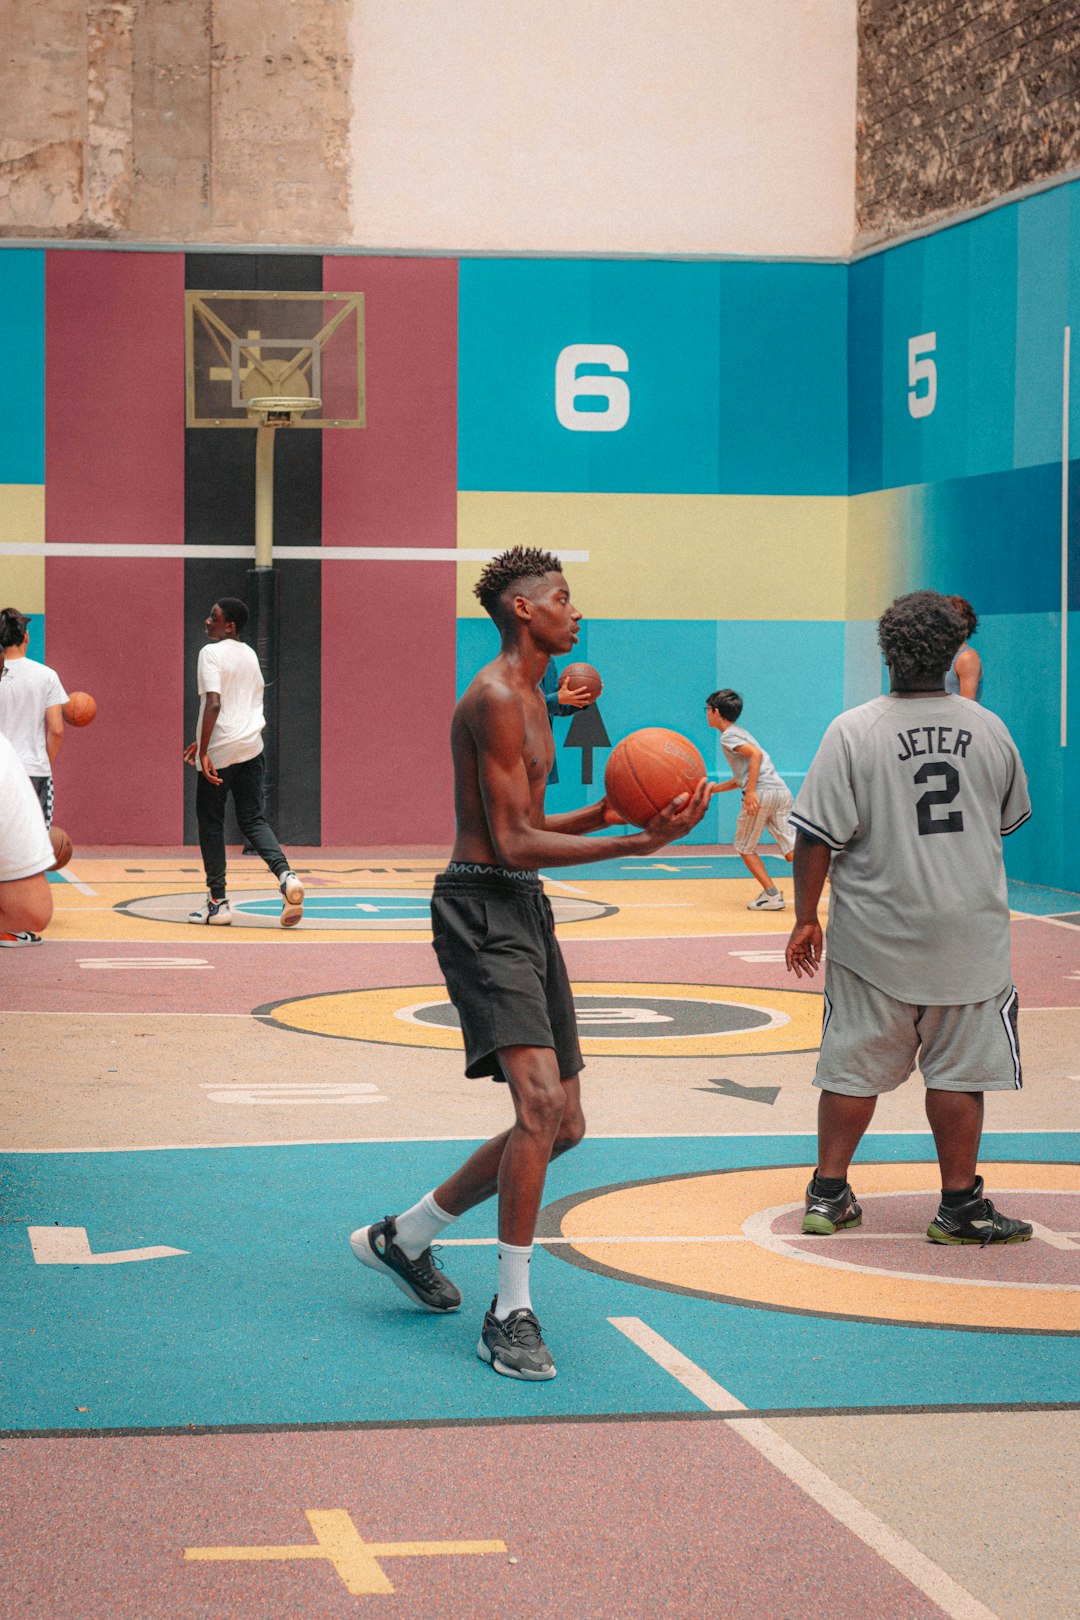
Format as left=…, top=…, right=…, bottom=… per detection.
left=441, top=1228, right=1078, bottom=1248
left=0, top=543, right=589, bottom=563
left=610, top=1317, right=1003, bottom=1620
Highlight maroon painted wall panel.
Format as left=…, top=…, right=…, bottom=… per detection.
left=45, top=251, right=186, bottom=843
left=320, top=256, right=458, bottom=844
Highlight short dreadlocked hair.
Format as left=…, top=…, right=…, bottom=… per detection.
left=877, top=591, right=966, bottom=687
left=473, top=546, right=564, bottom=626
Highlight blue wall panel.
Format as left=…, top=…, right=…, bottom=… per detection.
left=0, top=249, right=44, bottom=485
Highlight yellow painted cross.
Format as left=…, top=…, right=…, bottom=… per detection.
left=184, top=1509, right=507, bottom=1596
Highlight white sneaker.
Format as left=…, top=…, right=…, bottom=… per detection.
left=747, top=891, right=785, bottom=911
left=188, top=896, right=233, bottom=925
left=0, top=932, right=43, bottom=946
left=279, top=871, right=304, bottom=928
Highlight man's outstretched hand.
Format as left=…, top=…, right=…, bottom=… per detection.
left=643, top=778, right=714, bottom=846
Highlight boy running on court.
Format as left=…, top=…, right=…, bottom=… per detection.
left=786, top=591, right=1033, bottom=1246
left=349, top=547, right=711, bottom=1380
left=707, top=689, right=794, bottom=910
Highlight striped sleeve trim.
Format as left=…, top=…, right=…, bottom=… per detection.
left=1001, top=810, right=1032, bottom=837
left=789, top=811, right=846, bottom=851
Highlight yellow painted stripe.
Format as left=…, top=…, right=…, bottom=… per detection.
left=0, top=485, right=45, bottom=611
left=457, top=492, right=847, bottom=621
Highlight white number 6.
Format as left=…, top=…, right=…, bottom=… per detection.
left=908, top=333, right=937, bottom=419
left=555, top=344, right=630, bottom=432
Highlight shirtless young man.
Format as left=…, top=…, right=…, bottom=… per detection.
left=350, top=547, right=711, bottom=1380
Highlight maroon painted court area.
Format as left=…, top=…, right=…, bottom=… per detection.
left=8, top=915, right=1080, bottom=1015
left=1, top=1420, right=951, bottom=1620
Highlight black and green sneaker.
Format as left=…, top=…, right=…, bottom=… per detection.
left=350, top=1215, right=462, bottom=1312
left=802, top=1179, right=862, bottom=1236
left=927, top=1178, right=1033, bottom=1246
left=477, top=1299, right=556, bottom=1381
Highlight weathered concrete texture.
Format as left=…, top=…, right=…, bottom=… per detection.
left=858, top=0, right=1080, bottom=246
left=0, top=0, right=352, bottom=244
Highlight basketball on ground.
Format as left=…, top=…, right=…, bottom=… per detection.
left=63, top=692, right=97, bottom=727
left=604, top=728, right=707, bottom=827
left=560, top=661, right=602, bottom=699
left=49, top=826, right=73, bottom=871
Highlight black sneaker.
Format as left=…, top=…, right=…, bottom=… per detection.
left=927, top=1177, right=1033, bottom=1246
left=349, top=1216, right=462, bottom=1312
left=477, top=1299, right=556, bottom=1381
left=802, top=1179, right=862, bottom=1235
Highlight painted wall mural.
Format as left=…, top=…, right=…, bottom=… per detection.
left=2, top=176, right=1079, bottom=886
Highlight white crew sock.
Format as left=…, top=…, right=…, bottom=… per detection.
left=393, top=1190, right=456, bottom=1259
left=494, top=1241, right=534, bottom=1319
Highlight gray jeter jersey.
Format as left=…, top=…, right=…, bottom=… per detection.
left=791, top=695, right=1031, bottom=1005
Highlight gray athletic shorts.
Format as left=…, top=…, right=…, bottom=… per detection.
left=734, top=785, right=795, bottom=857
left=430, top=864, right=583, bottom=1083
left=814, top=958, right=1022, bottom=1095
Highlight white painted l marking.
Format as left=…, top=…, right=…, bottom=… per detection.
left=28, top=1227, right=188, bottom=1265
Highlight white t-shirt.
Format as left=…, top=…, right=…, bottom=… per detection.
left=720, top=724, right=788, bottom=794
left=0, top=657, right=68, bottom=776
left=0, top=730, right=54, bottom=881
left=197, top=639, right=265, bottom=769
left=791, top=694, right=1031, bottom=1006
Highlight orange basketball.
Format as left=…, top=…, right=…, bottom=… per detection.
left=560, top=661, right=603, bottom=700
left=604, top=728, right=707, bottom=827
left=49, top=826, right=73, bottom=871
left=63, top=692, right=97, bottom=727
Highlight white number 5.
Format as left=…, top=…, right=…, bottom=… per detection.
left=908, top=332, right=937, bottom=419
left=555, top=344, right=630, bottom=432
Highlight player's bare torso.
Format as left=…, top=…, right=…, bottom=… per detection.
left=449, top=662, right=553, bottom=866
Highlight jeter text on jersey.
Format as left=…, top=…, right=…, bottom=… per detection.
left=895, top=726, right=972, bottom=762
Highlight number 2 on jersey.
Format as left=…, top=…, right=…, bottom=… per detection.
left=914, top=761, right=964, bottom=835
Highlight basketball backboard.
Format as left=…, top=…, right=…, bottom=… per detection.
left=184, top=290, right=365, bottom=428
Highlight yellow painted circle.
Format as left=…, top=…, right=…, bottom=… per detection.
left=260, top=981, right=822, bottom=1057
left=558, top=1162, right=1080, bottom=1332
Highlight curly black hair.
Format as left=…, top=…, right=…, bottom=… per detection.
left=474, top=546, right=563, bottom=625
left=877, top=591, right=966, bottom=686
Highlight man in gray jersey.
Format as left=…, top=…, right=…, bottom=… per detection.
left=785, top=591, right=1033, bottom=1246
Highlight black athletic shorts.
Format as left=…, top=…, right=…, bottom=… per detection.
left=430, top=864, right=583, bottom=1082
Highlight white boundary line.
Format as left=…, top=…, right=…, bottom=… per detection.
left=1, top=543, right=589, bottom=563
left=3, top=1131, right=1075, bottom=1155
left=609, top=1317, right=1002, bottom=1620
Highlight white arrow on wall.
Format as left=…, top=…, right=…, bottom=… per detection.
left=27, top=1227, right=188, bottom=1265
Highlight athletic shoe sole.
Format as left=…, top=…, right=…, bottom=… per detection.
left=188, top=912, right=232, bottom=926
left=348, top=1226, right=460, bottom=1313
left=280, top=875, right=304, bottom=929
left=476, top=1336, right=557, bottom=1381
left=926, top=1223, right=1032, bottom=1245
left=802, top=1210, right=862, bottom=1236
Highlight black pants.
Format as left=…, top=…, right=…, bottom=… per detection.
left=195, top=752, right=289, bottom=899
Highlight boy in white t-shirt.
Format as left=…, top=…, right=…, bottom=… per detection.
left=0, top=608, right=67, bottom=945
left=707, top=689, right=795, bottom=911
left=184, top=597, right=304, bottom=927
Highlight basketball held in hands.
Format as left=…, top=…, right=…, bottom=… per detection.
left=604, top=728, right=708, bottom=827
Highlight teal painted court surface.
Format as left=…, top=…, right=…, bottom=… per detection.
left=4, top=1132, right=1075, bottom=1435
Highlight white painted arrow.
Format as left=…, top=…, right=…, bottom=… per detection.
left=27, top=1227, right=188, bottom=1265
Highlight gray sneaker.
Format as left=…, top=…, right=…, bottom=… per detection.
left=350, top=1215, right=462, bottom=1312
left=477, top=1299, right=556, bottom=1381
left=927, top=1177, right=1033, bottom=1246
left=802, top=1179, right=862, bottom=1235
left=279, top=871, right=305, bottom=928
